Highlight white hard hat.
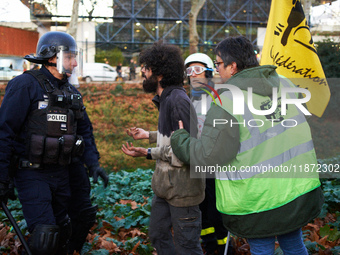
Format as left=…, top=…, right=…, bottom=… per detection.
left=184, top=53, right=214, bottom=69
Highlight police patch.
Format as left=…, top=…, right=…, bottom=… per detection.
left=47, top=114, right=67, bottom=122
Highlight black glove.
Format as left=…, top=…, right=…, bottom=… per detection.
left=88, top=165, right=109, bottom=188
left=8, top=180, right=17, bottom=201
left=0, top=181, right=16, bottom=207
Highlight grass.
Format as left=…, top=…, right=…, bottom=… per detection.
left=78, top=82, right=159, bottom=172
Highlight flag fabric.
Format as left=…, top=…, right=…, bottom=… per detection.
left=260, top=0, right=330, bottom=117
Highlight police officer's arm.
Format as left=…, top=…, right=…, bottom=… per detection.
left=0, top=77, right=33, bottom=182
left=171, top=104, right=240, bottom=167
left=76, top=111, right=109, bottom=187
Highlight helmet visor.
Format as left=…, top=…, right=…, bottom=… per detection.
left=56, top=47, right=83, bottom=78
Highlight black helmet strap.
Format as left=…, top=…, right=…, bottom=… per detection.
left=46, top=62, right=57, bottom=67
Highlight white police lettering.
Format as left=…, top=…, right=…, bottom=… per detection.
left=47, top=114, right=67, bottom=122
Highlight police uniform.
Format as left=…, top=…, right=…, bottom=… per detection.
left=0, top=65, right=99, bottom=254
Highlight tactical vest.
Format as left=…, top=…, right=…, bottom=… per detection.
left=214, top=76, right=320, bottom=215
left=25, top=70, right=85, bottom=166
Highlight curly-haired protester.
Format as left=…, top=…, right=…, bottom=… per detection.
left=122, top=41, right=205, bottom=255
left=170, top=36, right=324, bottom=255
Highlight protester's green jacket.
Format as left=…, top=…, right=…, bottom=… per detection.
left=171, top=65, right=324, bottom=238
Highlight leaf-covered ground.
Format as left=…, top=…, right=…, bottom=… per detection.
left=0, top=171, right=339, bottom=255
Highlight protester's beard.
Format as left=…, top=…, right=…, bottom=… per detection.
left=142, top=73, right=158, bottom=93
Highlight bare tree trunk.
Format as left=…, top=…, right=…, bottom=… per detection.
left=67, top=0, right=80, bottom=39
left=189, top=0, right=205, bottom=54
left=301, top=0, right=312, bottom=25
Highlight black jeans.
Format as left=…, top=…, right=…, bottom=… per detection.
left=149, top=195, right=203, bottom=255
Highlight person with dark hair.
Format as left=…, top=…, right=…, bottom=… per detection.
left=122, top=41, right=205, bottom=255
left=116, top=62, right=123, bottom=81
left=0, top=31, right=108, bottom=255
left=184, top=53, right=231, bottom=255
left=171, top=36, right=323, bottom=255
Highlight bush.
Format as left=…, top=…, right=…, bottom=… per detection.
left=315, top=40, right=340, bottom=78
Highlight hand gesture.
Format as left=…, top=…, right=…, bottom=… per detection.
left=126, top=127, right=149, bottom=140
left=121, top=142, right=147, bottom=157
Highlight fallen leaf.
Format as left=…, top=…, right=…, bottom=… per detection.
left=131, top=240, right=140, bottom=253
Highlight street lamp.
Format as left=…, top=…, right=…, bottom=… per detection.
left=84, top=31, right=89, bottom=63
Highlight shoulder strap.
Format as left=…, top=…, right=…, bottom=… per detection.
left=24, top=70, right=55, bottom=93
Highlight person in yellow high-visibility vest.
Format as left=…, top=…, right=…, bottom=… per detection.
left=171, top=36, right=324, bottom=255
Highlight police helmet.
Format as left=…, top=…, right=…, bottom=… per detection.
left=24, top=31, right=78, bottom=64
left=184, top=53, right=214, bottom=78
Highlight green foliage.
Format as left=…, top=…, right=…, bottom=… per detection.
left=320, top=178, right=340, bottom=215
left=304, top=240, right=321, bottom=253
left=0, top=165, right=339, bottom=253
left=115, top=84, right=123, bottom=93
left=320, top=224, right=340, bottom=242
left=308, top=80, right=340, bottom=157
left=88, top=249, right=110, bottom=255
left=315, top=40, right=340, bottom=78
left=87, top=169, right=154, bottom=254
left=0, top=199, right=26, bottom=234
left=95, top=48, right=125, bottom=66
left=330, top=246, right=340, bottom=254
left=311, top=79, right=340, bottom=121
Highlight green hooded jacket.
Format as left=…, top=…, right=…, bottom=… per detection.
left=171, top=65, right=324, bottom=238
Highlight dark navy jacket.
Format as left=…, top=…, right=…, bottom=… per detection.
left=152, top=86, right=198, bottom=138
left=0, top=66, right=99, bottom=182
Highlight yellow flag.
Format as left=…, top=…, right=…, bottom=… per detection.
left=261, top=0, right=330, bottom=117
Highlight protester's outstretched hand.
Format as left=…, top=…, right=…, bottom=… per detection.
left=126, top=127, right=149, bottom=140
left=122, top=142, right=147, bottom=157
left=88, top=164, right=109, bottom=188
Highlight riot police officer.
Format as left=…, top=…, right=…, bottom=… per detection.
left=0, top=31, right=109, bottom=255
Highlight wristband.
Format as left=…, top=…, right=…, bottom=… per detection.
left=146, top=148, right=152, bottom=160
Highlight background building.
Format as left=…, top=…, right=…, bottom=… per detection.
left=0, top=0, right=39, bottom=70
left=1, top=0, right=338, bottom=67
left=310, top=0, right=340, bottom=42
left=28, top=0, right=271, bottom=61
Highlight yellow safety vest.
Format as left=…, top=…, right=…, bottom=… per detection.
left=215, top=77, right=320, bottom=215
